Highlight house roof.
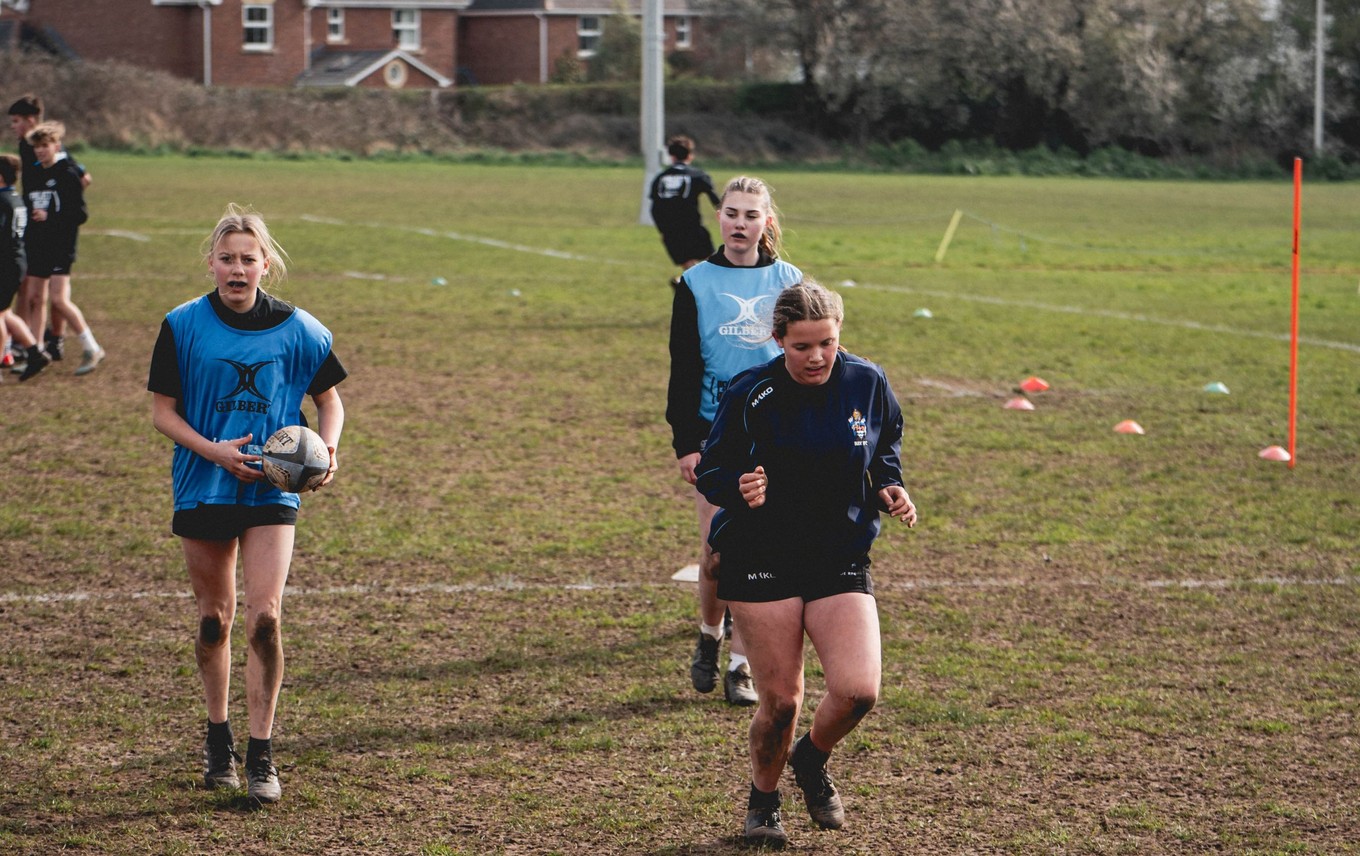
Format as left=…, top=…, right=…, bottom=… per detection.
left=296, top=49, right=452, bottom=88
left=463, top=0, right=698, bottom=13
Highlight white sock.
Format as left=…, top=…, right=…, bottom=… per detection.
left=700, top=622, right=723, bottom=642
left=728, top=653, right=748, bottom=672
left=77, top=329, right=98, bottom=351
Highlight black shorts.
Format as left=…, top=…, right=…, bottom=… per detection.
left=717, top=553, right=875, bottom=604
left=173, top=503, right=297, bottom=541
left=0, top=276, right=17, bottom=310
left=26, top=241, right=76, bottom=279
left=661, top=227, right=714, bottom=266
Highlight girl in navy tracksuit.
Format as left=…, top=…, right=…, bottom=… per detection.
left=149, top=204, right=346, bottom=804
left=696, top=281, right=917, bottom=848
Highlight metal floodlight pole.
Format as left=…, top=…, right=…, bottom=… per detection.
left=1315, top=0, right=1325, bottom=154
left=639, top=0, right=665, bottom=224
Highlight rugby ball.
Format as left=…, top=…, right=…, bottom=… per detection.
left=261, top=425, right=330, bottom=493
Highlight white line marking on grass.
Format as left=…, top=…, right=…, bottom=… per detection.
left=862, top=282, right=1360, bottom=353
left=437, top=229, right=602, bottom=262
left=3, top=575, right=1354, bottom=606
left=301, top=213, right=623, bottom=265
left=882, top=575, right=1358, bottom=591
left=87, top=229, right=152, bottom=242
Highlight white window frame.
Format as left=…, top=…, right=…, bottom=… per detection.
left=383, top=60, right=409, bottom=88
left=577, top=16, right=602, bottom=58
left=674, top=15, right=691, bottom=49
left=393, top=9, right=421, bottom=51
left=326, top=8, right=345, bottom=43
left=242, top=3, right=273, bottom=52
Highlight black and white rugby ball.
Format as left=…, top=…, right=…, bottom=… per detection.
left=261, top=425, right=330, bottom=493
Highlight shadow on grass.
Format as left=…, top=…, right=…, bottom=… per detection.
left=269, top=625, right=744, bottom=755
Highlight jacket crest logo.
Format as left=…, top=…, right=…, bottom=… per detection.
left=848, top=408, right=868, bottom=446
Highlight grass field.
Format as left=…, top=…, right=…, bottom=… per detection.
left=2, top=154, right=1358, bottom=855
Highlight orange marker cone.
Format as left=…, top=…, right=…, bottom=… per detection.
left=1258, top=445, right=1291, bottom=462
left=1004, top=397, right=1035, bottom=411
left=1020, top=376, right=1050, bottom=393
left=1114, top=420, right=1144, bottom=434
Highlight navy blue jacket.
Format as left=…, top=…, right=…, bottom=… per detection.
left=697, top=350, right=904, bottom=567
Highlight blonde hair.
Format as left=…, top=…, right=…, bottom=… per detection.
left=201, top=203, right=289, bottom=284
left=25, top=120, right=64, bottom=147
left=771, top=279, right=844, bottom=340
left=720, top=175, right=784, bottom=259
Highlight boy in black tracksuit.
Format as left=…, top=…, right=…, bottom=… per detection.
left=24, top=121, right=103, bottom=375
left=8, top=94, right=90, bottom=362
left=649, top=135, right=720, bottom=285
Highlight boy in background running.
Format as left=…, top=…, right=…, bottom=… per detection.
left=650, top=135, right=719, bottom=287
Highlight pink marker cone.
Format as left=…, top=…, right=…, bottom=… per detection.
left=1259, top=445, right=1291, bottom=462
left=1114, top=420, right=1144, bottom=434
left=1004, top=397, right=1035, bottom=411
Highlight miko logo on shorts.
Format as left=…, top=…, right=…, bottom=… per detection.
left=717, top=293, right=774, bottom=347
left=215, top=359, right=274, bottom=414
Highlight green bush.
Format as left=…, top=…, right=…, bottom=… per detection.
left=735, top=82, right=807, bottom=116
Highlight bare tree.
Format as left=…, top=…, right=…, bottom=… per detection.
left=701, top=0, right=1356, bottom=159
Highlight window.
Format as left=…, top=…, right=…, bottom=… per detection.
left=393, top=9, right=421, bottom=50
left=242, top=4, right=273, bottom=51
left=384, top=60, right=409, bottom=88
left=675, top=16, right=691, bottom=49
left=327, top=8, right=345, bottom=43
left=577, top=16, right=602, bottom=57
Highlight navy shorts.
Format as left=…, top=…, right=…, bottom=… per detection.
left=173, top=503, right=297, bottom=541
left=717, top=552, right=875, bottom=604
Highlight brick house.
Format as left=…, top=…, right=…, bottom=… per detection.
left=0, top=0, right=714, bottom=89
left=458, top=0, right=708, bottom=86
